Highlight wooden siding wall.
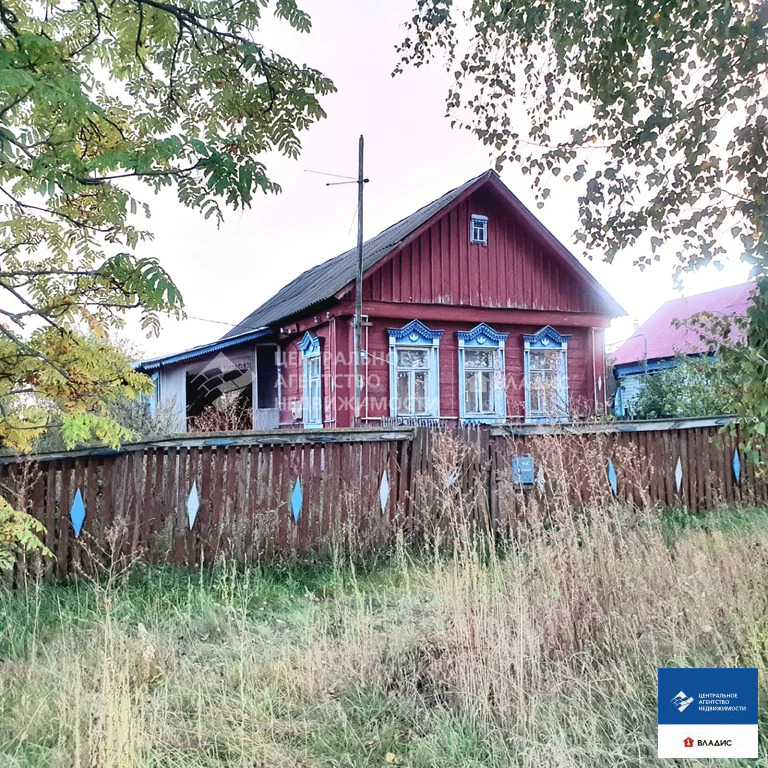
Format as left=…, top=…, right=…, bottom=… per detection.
left=278, top=322, right=338, bottom=428
left=0, top=421, right=763, bottom=580
left=363, top=186, right=605, bottom=313
left=362, top=318, right=598, bottom=422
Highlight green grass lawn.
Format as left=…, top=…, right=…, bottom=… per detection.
left=1, top=506, right=767, bottom=767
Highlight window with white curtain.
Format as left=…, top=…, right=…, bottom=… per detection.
left=388, top=320, right=442, bottom=419
left=457, top=323, right=507, bottom=422
left=524, top=326, right=570, bottom=422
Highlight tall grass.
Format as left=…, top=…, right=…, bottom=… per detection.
left=0, top=434, right=766, bottom=767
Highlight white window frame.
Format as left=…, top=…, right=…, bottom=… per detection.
left=524, top=326, right=570, bottom=423
left=470, top=214, right=488, bottom=245
left=298, top=332, right=322, bottom=429
left=457, top=323, right=508, bottom=423
left=387, top=320, right=442, bottom=420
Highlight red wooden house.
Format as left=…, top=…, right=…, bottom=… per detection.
left=138, top=171, right=624, bottom=431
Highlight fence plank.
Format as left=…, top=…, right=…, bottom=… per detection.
left=5, top=422, right=768, bottom=580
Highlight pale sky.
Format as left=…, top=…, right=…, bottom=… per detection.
left=125, top=0, right=752, bottom=361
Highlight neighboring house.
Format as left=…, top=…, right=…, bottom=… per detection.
left=612, top=281, right=755, bottom=418
left=137, top=170, right=625, bottom=431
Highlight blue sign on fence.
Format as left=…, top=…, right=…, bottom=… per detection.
left=511, top=455, right=535, bottom=486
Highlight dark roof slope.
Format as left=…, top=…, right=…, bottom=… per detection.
left=222, top=171, right=490, bottom=339
left=223, top=170, right=622, bottom=339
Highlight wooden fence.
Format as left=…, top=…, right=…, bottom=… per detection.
left=0, top=417, right=764, bottom=579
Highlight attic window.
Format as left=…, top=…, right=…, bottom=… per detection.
left=470, top=214, right=488, bottom=245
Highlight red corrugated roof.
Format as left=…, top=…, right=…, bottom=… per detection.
left=612, top=281, right=756, bottom=366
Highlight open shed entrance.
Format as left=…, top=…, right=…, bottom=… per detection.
left=186, top=351, right=253, bottom=431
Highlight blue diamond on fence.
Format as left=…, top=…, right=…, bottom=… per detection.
left=70, top=488, right=85, bottom=537
left=187, top=482, right=199, bottom=530
left=607, top=459, right=618, bottom=497
left=379, top=470, right=390, bottom=514
left=675, top=457, right=683, bottom=493
left=733, top=449, right=741, bottom=483
left=291, top=478, right=303, bottom=523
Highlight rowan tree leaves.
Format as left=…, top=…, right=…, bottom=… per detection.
left=0, top=0, right=334, bottom=451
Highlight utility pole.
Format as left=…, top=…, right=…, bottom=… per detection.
left=306, top=137, right=368, bottom=427
left=353, top=135, right=365, bottom=427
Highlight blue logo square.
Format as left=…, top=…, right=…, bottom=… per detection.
left=658, top=668, right=758, bottom=725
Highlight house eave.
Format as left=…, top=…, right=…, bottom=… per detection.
left=134, top=327, right=274, bottom=372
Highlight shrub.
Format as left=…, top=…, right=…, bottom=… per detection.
left=188, top=392, right=252, bottom=433
left=0, top=496, right=51, bottom=571
left=632, top=355, right=740, bottom=419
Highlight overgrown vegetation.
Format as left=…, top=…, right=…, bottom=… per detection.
left=1, top=432, right=766, bottom=766
left=631, top=355, right=740, bottom=419
left=1, top=508, right=766, bottom=767
left=188, top=392, right=253, bottom=433
left=397, top=0, right=768, bottom=453
left=0, top=0, right=332, bottom=451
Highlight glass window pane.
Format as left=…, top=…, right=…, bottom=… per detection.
left=397, top=349, right=428, bottom=369
left=480, top=371, right=493, bottom=412
left=465, top=349, right=494, bottom=369
left=309, top=379, right=321, bottom=422
left=465, top=370, right=477, bottom=413
left=397, top=371, right=411, bottom=415
left=414, top=371, right=427, bottom=413
left=530, top=349, right=561, bottom=372
left=530, top=370, right=546, bottom=412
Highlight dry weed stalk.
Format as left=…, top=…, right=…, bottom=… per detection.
left=329, top=431, right=768, bottom=737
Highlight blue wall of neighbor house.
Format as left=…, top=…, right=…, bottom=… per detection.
left=613, top=355, right=704, bottom=418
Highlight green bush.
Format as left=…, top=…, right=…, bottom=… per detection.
left=632, top=355, right=740, bottom=419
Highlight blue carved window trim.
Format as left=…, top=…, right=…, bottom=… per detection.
left=387, top=320, right=443, bottom=419
left=298, top=332, right=322, bottom=429
left=470, top=214, right=488, bottom=245
left=144, top=371, right=160, bottom=415
left=457, top=323, right=507, bottom=423
left=523, top=326, right=570, bottom=423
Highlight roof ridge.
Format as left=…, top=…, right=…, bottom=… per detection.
left=220, top=169, right=496, bottom=339
left=662, top=280, right=756, bottom=305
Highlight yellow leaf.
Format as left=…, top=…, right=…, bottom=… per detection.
left=384, top=753, right=399, bottom=764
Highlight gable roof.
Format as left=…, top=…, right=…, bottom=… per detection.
left=612, top=281, right=756, bottom=367
left=222, top=170, right=624, bottom=339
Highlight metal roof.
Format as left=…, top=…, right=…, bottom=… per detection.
left=221, top=168, right=624, bottom=340
left=134, top=327, right=272, bottom=371
left=221, top=171, right=497, bottom=339
left=612, top=281, right=755, bottom=366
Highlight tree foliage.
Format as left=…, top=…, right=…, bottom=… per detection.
left=631, top=355, right=740, bottom=420
left=1, top=0, right=334, bottom=451
left=397, top=0, right=768, bottom=450
left=1, top=0, right=332, bottom=563
left=397, top=0, right=768, bottom=272
left=695, top=288, right=768, bottom=463
left=0, top=494, right=50, bottom=570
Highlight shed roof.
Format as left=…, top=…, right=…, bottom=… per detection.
left=612, top=281, right=756, bottom=367
left=135, top=327, right=272, bottom=372
left=222, top=170, right=624, bottom=339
